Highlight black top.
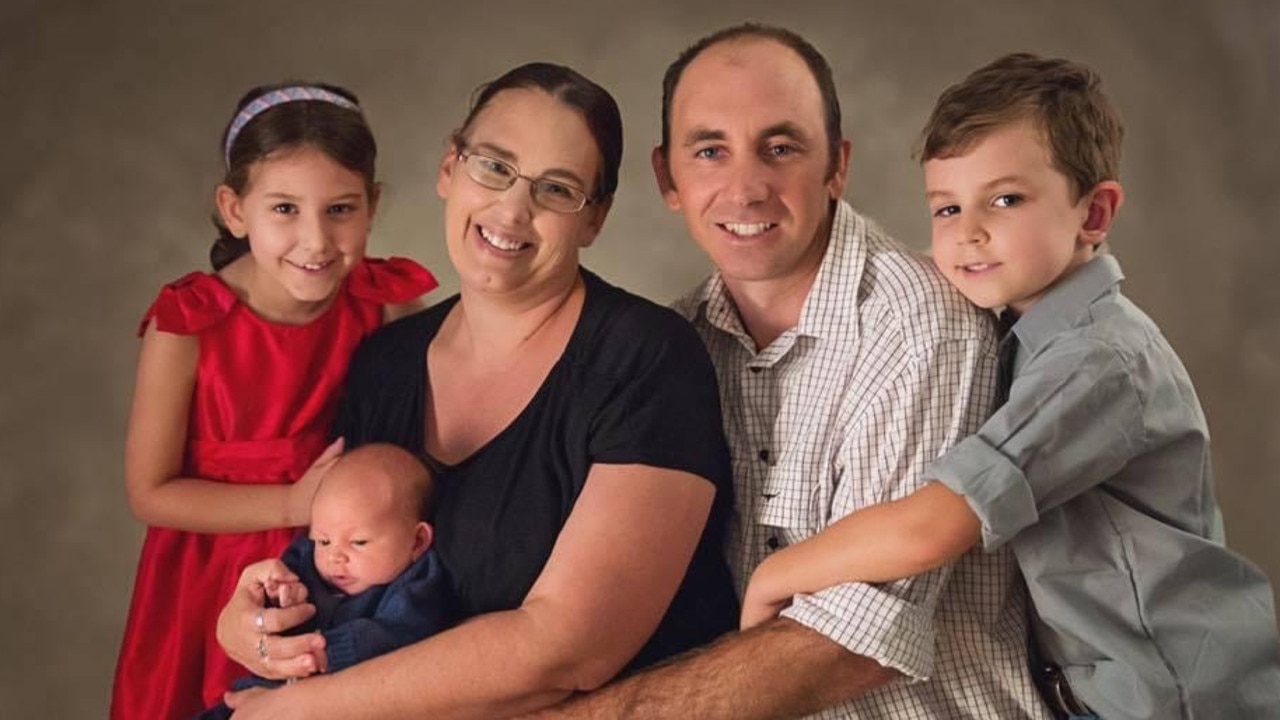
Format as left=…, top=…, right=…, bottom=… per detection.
left=333, top=269, right=738, bottom=672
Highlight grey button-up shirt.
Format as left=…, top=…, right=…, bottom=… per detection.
left=930, top=253, right=1280, bottom=719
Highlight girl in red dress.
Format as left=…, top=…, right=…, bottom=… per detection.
left=110, top=83, right=437, bottom=720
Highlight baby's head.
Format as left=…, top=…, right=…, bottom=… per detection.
left=918, top=53, right=1126, bottom=313
left=308, top=443, right=434, bottom=596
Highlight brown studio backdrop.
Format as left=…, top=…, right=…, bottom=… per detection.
left=1, top=0, right=1276, bottom=715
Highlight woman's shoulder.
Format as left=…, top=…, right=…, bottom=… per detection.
left=137, top=271, right=238, bottom=337
left=574, top=269, right=710, bottom=373
left=350, top=294, right=458, bottom=368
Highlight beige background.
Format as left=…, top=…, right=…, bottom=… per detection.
left=2, top=0, right=1277, bottom=714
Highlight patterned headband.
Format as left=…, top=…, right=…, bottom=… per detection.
left=223, top=86, right=362, bottom=167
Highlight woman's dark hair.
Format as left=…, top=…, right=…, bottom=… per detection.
left=451, top=62, right=623, bottom=203
left=210, top=81, right=377, bottom=271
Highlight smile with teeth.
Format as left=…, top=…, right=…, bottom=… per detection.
left=287, top=258, right=334, bottom=272
left=961, top=262, right=999, bottom=272
left=479, top=225, right=529, bottom=251
left=720, top=221, right=776, bottom=237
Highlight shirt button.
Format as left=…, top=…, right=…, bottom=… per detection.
left=766, top=536, right=780, bottom=550
left=749, top=365, right=763, bottom=374
left=758, top=449, right=771, bottom=463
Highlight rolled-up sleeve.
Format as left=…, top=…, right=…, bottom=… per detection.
left=782, top=574, right=947, bottom=679
left=929, top=337, right=1146, bottom=550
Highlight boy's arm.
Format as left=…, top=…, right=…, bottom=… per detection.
left=741, top=481, right=981, bottom=629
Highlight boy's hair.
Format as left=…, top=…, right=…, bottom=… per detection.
left=659, top=22, right=843, bottom=179
left=211, top=81, right=377, bottom=270
left=917, top=52, right=1124, bottom=200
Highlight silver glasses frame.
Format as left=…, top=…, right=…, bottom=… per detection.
left=457, top=149, right=594, bottom=214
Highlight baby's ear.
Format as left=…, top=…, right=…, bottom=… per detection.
left=1080, top=180, right=1125, bottom=247
left=411, top=521, right=434, bottom=559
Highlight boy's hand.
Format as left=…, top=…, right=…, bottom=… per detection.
left=740, top=588, right=791, bottom=630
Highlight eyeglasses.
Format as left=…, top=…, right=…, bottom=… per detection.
left=457, top=149, right=594, bottom=214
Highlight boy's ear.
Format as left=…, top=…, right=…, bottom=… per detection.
left=215, top=184, right=247, bottom=238
left=1079, top=180, right=1125, bottom=247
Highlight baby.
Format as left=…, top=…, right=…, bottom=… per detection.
left=197, top=442, right=452, bottom=719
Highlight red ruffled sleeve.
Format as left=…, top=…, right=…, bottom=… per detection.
left=347, top=256, right=439, bottom=304
left=137, top=272, right=239, bottom=337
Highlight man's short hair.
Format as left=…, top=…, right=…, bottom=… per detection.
left=659, top=23, right=843, bottom=178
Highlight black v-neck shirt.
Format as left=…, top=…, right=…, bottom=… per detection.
left=333, top=269, right=737, bottom=672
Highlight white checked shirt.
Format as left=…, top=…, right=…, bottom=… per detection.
left=674, top=201, right=1053, bottom=719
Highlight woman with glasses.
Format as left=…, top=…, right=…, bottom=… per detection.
left=215, top=62, right=738, bottom=719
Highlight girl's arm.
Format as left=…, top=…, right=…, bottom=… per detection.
left=123, top=324, right=339, bottom=533
left=740, top=481, right=982, bottom=629
left=222, top=462, right=717, bottom=720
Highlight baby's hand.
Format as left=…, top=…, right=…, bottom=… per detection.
left=274, top=579, right=309, bottom=608
left=273, top=576, right=311, bottom=604
left=287, top=632, right=328, bottom=679
left=257, top=559, right=299, bottom=605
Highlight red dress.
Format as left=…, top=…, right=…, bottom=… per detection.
left=110, top=257, right=436, bottom=720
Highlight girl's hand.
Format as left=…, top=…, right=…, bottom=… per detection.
left=216, top=559, right=324, bottom=680
left=285, top=437, right=344, bottom=526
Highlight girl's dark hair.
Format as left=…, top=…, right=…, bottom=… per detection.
left=451, top=62, right=623, bottom=203
left=210, top=82, right=377, bottom=270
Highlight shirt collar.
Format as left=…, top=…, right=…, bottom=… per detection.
left=1012, top=253, right=1124, bottom=352
left=692, top=199, right=868, bottom=347
left=795, top=200, right=866, bottom=342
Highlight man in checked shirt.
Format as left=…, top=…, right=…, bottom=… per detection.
left=530, top=22, right=1055, bottom=720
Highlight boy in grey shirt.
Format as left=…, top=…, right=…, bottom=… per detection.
left=741, top=52, right=1280, bottom=720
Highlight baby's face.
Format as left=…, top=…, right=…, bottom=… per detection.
left=309, top=483, right=430, bottom=596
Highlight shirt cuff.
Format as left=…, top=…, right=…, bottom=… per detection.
left=928, top=434, right=1037, bottom=550
left=780, top=580, right=937, bottom=681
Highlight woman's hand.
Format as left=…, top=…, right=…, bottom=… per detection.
left=285, top=437, right=344, bottom=526
left=216, top=559, right=325, bottom=680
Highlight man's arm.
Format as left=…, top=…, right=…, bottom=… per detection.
left=525, top=618, right=899, bottom=719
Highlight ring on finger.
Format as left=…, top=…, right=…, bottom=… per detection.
left=257, top=634, right=269, bottom=662
left=255, top=608, right=266, bottom=632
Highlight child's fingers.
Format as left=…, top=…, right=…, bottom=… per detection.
left=276, top=580, right=309, bottom=608
left=257, top=602, right=317, bottom=635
